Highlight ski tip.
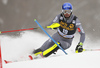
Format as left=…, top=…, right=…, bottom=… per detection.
left=4, top=60, right=12, bottom=64
left=34, top=19, right=36, bottom=21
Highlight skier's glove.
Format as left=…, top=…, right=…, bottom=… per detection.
left=75, top=42, right=83, bottom=53
left=47, top=23, right=60, bottom=30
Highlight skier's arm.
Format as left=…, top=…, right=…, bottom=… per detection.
left=47, top=15, right=60, bottom=29
left=76, top=19, right=85, bottom=43
left=75, top=18, right=85, bottom=53
left=47, top=23, right=60, bottom=29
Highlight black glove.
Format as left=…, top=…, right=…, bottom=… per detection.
left=75, top=42, right=83, bottom=53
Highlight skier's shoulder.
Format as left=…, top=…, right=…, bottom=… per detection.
left=72, top=15, right=82, bottom=26
left=53, top=13, right=62, bottom=21
left=71, top=14, right=78, bottom=20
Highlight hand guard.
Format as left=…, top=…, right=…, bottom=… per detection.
left=47, top=23, right=60, bottom=30
left=75, top=42, right=83, bottom=53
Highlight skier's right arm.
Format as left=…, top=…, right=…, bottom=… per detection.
left=47, top=15, right=60, bottom=30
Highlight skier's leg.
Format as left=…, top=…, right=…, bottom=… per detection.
left=42, top=39, right=73, bottom=57
left=28, top=38, right=56, bottom=59
left=29, top=48, right=43, bottom=60
left=29, top=42, right=60, bottom=60
left=42, top=42, right=60, bottom=57
left=29, top=32, right=65, bottom=59
left=33, top=48, right=42, bottom=56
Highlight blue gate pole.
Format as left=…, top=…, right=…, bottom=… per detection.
left=34, top=19, right=67, bottom=55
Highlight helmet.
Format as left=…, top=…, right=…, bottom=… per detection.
left=62, top=2, right=73, bottom=10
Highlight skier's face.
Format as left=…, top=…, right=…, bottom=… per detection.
left=62, top=10, right=72, bottom=17
left=64, top=13, right=71, bottom=17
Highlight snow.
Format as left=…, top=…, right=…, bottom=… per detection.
left=3, top=51, right=100, bottom=68
left=0, top=31, right=100, bottom=68
left=0, top=31, right=48, bottom=61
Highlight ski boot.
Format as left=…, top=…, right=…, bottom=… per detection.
left=29, top=53, right=43, bottom=60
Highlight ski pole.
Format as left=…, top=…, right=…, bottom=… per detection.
left=34, top=19, right=67, bottom=55
left=0, top=27, right=47, bottom=34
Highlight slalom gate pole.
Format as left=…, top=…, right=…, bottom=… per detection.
left=34, top=19, right=67, bottom=55
left=0, top=27, right=46, bottom=34
left=0, top=42, right=2, bottom=68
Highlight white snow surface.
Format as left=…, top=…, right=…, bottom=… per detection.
left=0, top=31, right=100, bottom=68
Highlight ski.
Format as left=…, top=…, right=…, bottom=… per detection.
left=4, top=54, right=41, bottom=64
left=4, top=60, right=15, bottom=64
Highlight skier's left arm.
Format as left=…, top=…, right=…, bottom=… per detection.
left=75, top=18, right=85, bottom=53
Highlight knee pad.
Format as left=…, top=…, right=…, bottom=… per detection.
left=43, top=42, right=60, bottom=57
left=33, top=48, right=43, bottom=56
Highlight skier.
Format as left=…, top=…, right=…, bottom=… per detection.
left=29, top=2, right=85, bottom=60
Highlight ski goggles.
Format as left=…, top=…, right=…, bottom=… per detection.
left=62, top=10, right=72, bottom=14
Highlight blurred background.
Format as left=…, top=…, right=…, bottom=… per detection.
left=0, top=0, right=100, bottom=47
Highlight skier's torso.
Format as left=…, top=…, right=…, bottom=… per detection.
left=50, top=13, right=85, bottom=39
left=57, top=14, right=77, bottom=38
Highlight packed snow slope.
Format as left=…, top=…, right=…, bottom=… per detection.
left=0, top=31, right=100, bottom=68
left=4, top=51, right=100, bottom=68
